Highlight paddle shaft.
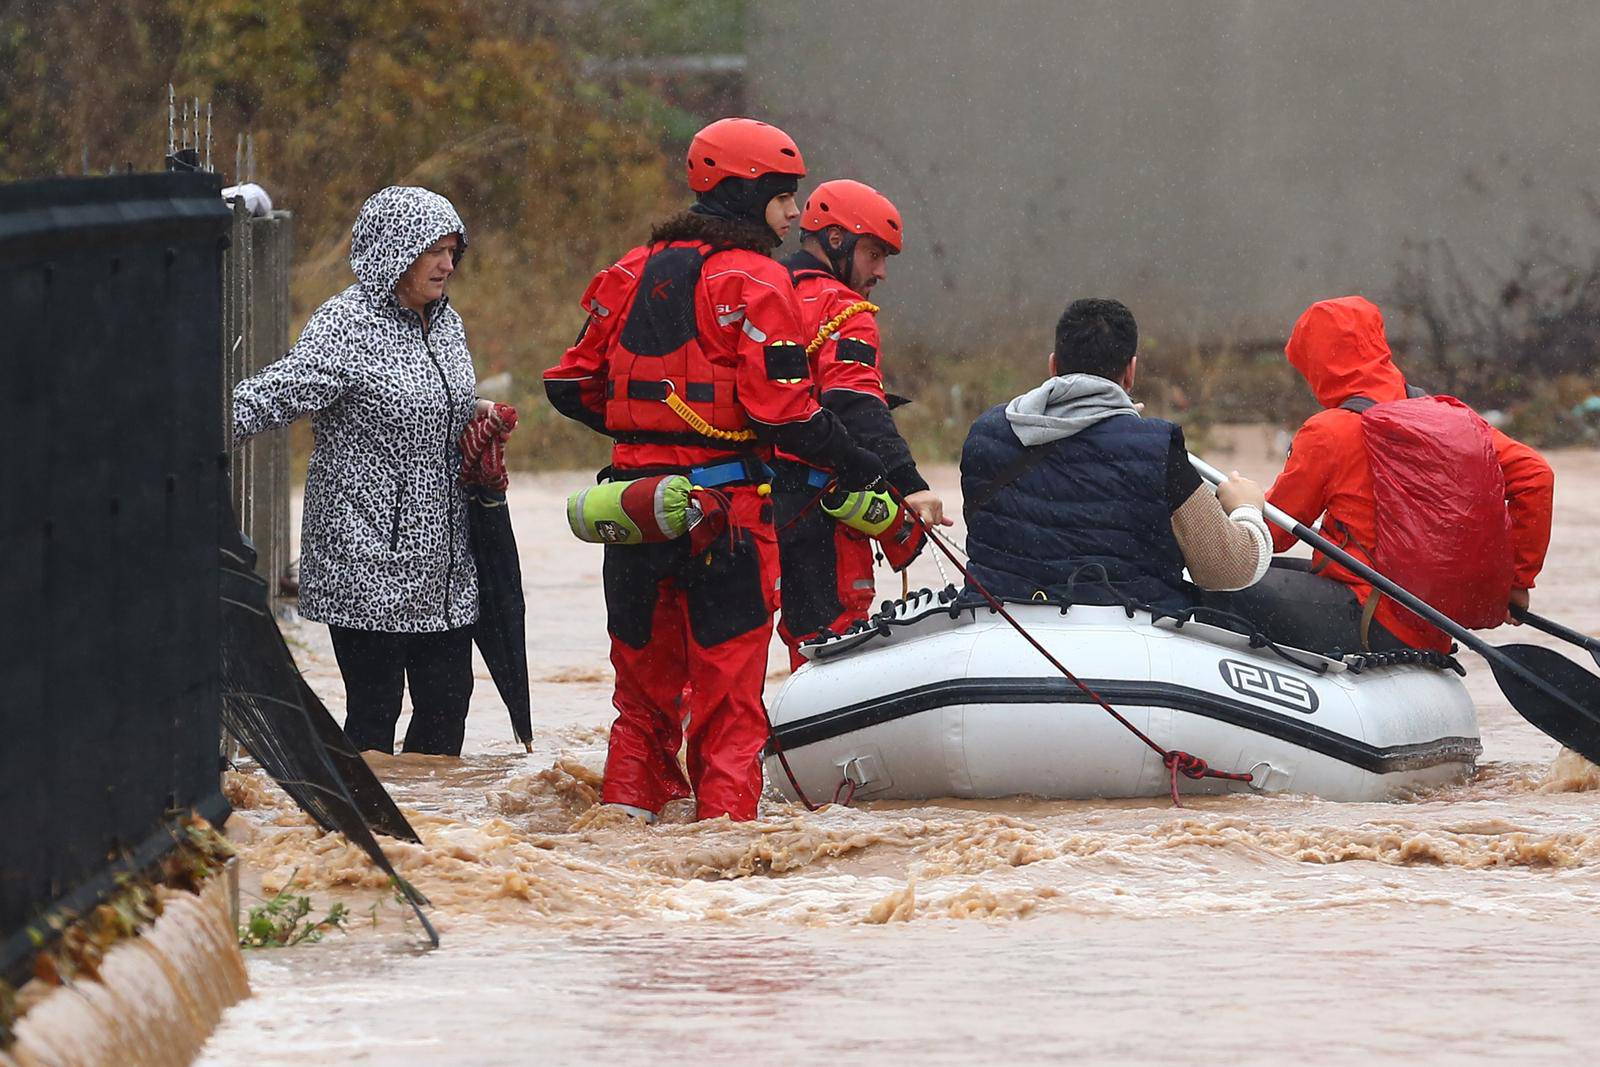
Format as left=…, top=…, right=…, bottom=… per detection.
left=1187, top=452, right=1503, bottom=660
left=1514, top=607, right=1600, bottom=654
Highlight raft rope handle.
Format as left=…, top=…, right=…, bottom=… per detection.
left=923, top=529, right=955, bottom=589
left=894, top=496, right=1254, bottom=807
left=806, top=300, right=880, bottom=357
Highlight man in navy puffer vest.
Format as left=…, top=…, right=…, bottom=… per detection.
left=961, top=299, right=1273, bottom=609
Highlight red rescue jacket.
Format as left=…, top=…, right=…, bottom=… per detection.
left=789, top=257, right=890, bottom=406
left=1267, top=297, right=1555, bottom=651
left=545, top=238, right=820, bottom=470
left=778, top=252, right=927, bottom=495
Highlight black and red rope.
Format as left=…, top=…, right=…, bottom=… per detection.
left=912, top=519, right=1253, bottom=807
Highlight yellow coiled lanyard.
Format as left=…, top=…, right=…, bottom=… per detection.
left=663, top=300, right=881, bottom=441
left=805, top=300, right=879, bottom=357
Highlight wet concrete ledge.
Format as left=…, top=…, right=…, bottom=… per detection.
left=1, top=861, right=248, bottom=1067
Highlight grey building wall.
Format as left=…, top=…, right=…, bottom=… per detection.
left=749, top=1, right=1600, bottom=349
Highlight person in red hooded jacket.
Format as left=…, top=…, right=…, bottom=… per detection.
left=771, top=179, right=950, bottom=665
left=1210, top=296, right=1554, bottom=654
left=544, top=119, right=886, bottom=823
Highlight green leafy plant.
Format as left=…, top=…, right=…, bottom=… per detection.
left=239, top=876, right=349, bottom=948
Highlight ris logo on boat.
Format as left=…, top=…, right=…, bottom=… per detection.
left=1218, top=659, right=1319, bottom=715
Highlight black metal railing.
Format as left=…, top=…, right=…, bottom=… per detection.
left=0, top=172, right=233, bottom=984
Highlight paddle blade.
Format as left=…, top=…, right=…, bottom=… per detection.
left=1487, top=643, right=1600, bottom=764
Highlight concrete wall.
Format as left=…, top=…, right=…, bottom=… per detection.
left=749, top=1, right=1600, bottom=350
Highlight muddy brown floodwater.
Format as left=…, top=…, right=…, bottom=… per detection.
left=200, top=430, right=1600, bottom=1065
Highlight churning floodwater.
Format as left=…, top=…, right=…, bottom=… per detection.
left=199, top=431, right=1600, bottom=1065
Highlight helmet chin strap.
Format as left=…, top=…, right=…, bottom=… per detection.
left=823, top=227, right=859, bottom=286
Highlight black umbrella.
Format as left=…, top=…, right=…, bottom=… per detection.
left=466, top=483, right=532, bottom=750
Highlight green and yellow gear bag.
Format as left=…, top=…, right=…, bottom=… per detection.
left=567, top=474, right=732, bottom=553
left=821, top=485, right=928, bottom=572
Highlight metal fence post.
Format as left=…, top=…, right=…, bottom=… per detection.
left=222, top=198, right=251, bottom=546
left=222, top=200, right=292, bottom=614
left=256, top=212, right=293, bottom=611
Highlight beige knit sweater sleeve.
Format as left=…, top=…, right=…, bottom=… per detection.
left=1169, top=486, right=1272, bottom=591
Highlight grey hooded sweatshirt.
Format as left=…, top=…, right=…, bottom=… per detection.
left=1004, top=373, right=1139, bottom=445
left=233, top=186, right=479, bottom=632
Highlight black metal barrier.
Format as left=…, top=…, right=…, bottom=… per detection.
left=0, top=173, right=234, bottom=982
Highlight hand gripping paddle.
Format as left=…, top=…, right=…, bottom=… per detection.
left=1189, top=453, right=1600, bottom=764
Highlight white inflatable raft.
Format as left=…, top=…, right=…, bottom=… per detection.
left=765, top=590, right=1480, bottom=803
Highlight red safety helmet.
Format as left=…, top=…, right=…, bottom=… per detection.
left=801, top=179, right=903, bottom=253
left=686, top=118, right=806, bottom=192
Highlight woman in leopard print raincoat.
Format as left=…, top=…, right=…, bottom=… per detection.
left=233, top=186, right=484, bottom=755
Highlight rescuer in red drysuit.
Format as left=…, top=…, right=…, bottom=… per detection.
left=1210, top=296, right=1554, bottom=654
left=544, top=119, right=887, bottom=822
left=772, top=180, right=950, bottom=666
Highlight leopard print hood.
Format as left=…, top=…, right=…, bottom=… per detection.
left=350, top=186, right=469, bottom=303
left=233, top=184, right=480, bottom=633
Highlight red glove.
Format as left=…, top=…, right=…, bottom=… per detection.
left=459, top=403, right=518, bottom=490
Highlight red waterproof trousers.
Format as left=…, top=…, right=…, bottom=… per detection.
left=600, top=486, right=778, bottom=821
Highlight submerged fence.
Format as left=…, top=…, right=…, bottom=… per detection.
left=221, top=201, right=293, bottom=612
left=0, top=172, right=234, bottom=985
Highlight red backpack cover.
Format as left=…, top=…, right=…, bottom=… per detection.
left=1350, top=394, right=1513, bottom=631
